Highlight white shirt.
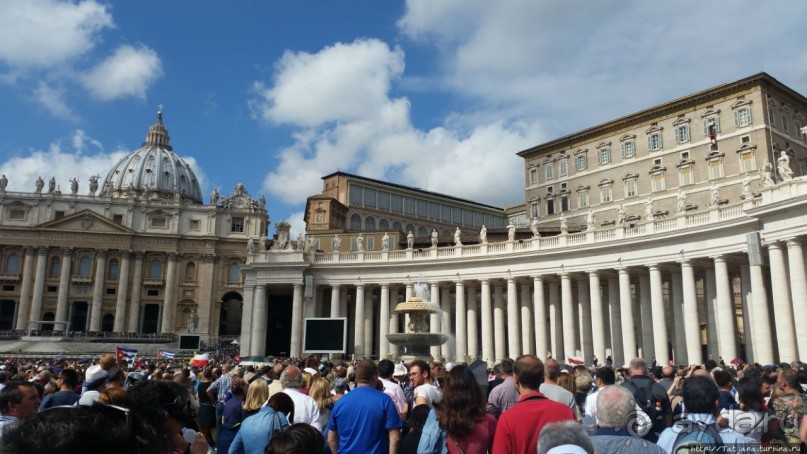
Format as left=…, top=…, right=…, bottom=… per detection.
left=414, top=383, right=442, bottom=408
left=381, top=378, right=407, bottom=415
left=283, top=387, right=322, bottom=431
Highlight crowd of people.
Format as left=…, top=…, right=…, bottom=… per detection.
left=0, top=350, right=805, bottom=453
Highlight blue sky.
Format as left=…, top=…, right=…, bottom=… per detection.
left=1, top=0, right=806, bottom=237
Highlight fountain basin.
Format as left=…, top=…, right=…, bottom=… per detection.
left=387, top=332, right=449, bottom=362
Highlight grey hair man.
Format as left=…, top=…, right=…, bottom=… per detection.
left=536, top=420, right=594, bottom=454
left=281, top=365, right=321, bottom=431
left=590, top=386, right=665, bottom=454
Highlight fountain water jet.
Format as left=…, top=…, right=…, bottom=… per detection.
left=386, top=278, right=448, bottom=362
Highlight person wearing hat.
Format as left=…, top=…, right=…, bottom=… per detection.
left=78, top=364, right=108, bottom=406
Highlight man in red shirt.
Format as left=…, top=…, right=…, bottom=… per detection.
left=493, top=355, right=575, bottom=453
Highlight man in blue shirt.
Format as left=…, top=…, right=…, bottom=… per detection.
left=327, top=360, right=402, bottom=453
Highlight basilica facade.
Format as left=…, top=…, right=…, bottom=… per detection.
left=0, top=112, right=267, bottom=341
left=243, top=72, right=807, bottom=367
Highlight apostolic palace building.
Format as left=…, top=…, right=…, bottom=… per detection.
left=2, top=73, right=806, bottom=368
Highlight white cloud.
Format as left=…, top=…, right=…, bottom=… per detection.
left=282, top=211, right=307, bottom=239
left=81, top=44, right=163, bottom=100
left=0, top=0, right=112, bottom=68
left=32, top=81, right=74, bottom=119
left=0, top=131, right=128, bottom=194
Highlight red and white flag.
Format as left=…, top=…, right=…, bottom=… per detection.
left=191, top=353, right=210, bottom=367
left=567, top=355, right=585, bottom=366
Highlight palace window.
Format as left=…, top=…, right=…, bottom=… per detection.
left=575, top=154, right=587, bottom=172
left=366, top=237, right=375, bottom=251
left=546, top=198, right=555, bottom=215
left=107, top=259, right=119, bottom=280
left=598, top=146, right=611, bottom=165
left=78, top=256, right=92, bottom=277
left=675, top=124, right=690, bottom=143
left=5, top=253, right=20, bottom=275
left=529, top=168, right=538, bottom=184
left=650, top=166, right=667, bottom=192
left=623, top=176, right=638, bottom=198
left=418, top=226, right=428, bottom=236
left=648, top=132, right=662, bottom=151
left=706, top=152, right=725, bottom=180
left=227, top=263, right=240, bottom=284
left=781, top=115, right=789, bottom=135
left=738, top=146, right=757, bottom=173
left=734, top=107, right=752, bottom=127
left=315, top=211, right=325, bottom=223
left=577, top=188, right=590, bottom=208
left=530, top=201, right=540, bottom=218
left=363, top=188, right=377, bottom=208
left=598, top=180, right=613, bottom=203
left=379, top=219, right=389, bottom=230
left=230, top=217, right=244, bottom=233
left=702, top=111, right=721, bottom=135
left=378, top=191, right=390, bottom=211
left=546, top=163, right=554, bottom=181
left=364, top=216, right=376, bottom=231
left=621, top=137, right=636, bottom=159
left=678, top=162, right=695, bottom=186
left=148, top=260, right=162, bottom=279
left=49, top=257, right=60, bottom=278
left=390, top=194, right=403, bottom=213
left=350, top=214, right=361, bottom=231
left=768, top=105, right=776, bottom=127
left=559, top=159, right=568, bottom=177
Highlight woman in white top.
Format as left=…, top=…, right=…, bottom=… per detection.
left=721, top=376, right=780, bottom=444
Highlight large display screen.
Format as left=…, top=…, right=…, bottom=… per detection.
left=303, top=318, right=347, bottom=353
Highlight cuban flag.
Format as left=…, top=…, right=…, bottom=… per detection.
left=158, top=350, right=176, bottom=360
left=116, top=347, right=138, bottom=364
left=191, top=353, right=210, bottom=367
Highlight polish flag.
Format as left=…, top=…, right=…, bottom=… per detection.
left=191, top=353, right=210, bottom=367
left=567, top=355, right=585, bottom=366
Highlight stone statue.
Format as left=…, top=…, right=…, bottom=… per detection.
left=296, top=233, right=304, bottom=250
left=677, top=191, right=687, bottom=213
left=777, top=150, right=793, bottom=181
left=333, top=234, right=341, bottom=252
left=559, top=215, right=568, bottom=234
left=710, top=186, right=720, bottom=207
left=431, top=229, right=439, bottom=247
left=407, top=231, right=414, bottom=249
left=102, top=180, right=111, bottom=197
left=88, top=176, right=98, bottom=195
left=70, top=178, right=79, bottom=195
left=356, top=234, right=364, bottom=252
left=454, top=227, right=462, bottom=246
left=271, top=221, right=291, bottom=250
left=530, top=217, right=541, bottom=237
left=260, top=194, right=266, bottom=209
left=48, top=177, right=56, bottom=193
left=187, top=309, right=199, bottom=333
left=35, top=177, right=44, bottom=194
left=259, top=235, right=267, bottom=251
left=760, top=160, right=776, bottom=188
left=306, top=236, right=315, bottom=253
left=586, top=209, right=595, bottom=229
left=644, top=199, right=653, bottom=221
left=382, top=232, right=390, bottom=251
left=617, top=204, right=626, bottom=225
left=741, top=176, right=752, bottom=199
left=507, top=224, right=515, bottom=242
left=247, top=237, right=256, bottom=253
left=211, top=188, right=219, bottom=205
left=480, top=225, right=488, bottom=243
left=0, top=174, right=7, bottom=191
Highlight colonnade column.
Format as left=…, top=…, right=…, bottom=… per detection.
left=113, top=251, right=131, bottom=332
left=127, top=252, right=144, bottom=333
left=767, top=243, right=797, bottom=362
left=786, top=239, right=807, bottom=358
left=648, top=265, right=669, bottom=365
left=607, top=277, right=623, bottom=365
left=250, top=285, right=267, bottom=356
left=363, top=287, right=374, bottom=356
left=589, top=271, right=606, bottom=364
left=379, top=284, right=390, bottom=359
left=670, top=271, right=687, bottom=365
left=506, top=278, right=521, bottom=358
left=330, top=284, right=340, bottom=317
left=740, top=266, right=755, bottom=363
left=441, top=286, right=452, bottom=361
left=55, top=247, right=73, bottom=323
left=638, top=274, right=654, bottom=360
left=548, top=281, right=560, bottom=360
left=480, top=280, right=494, bottom=365
left=680, top=260, right=702, bottom=365
left=14, top=247, right=35, bottom=330
left=578, top=276, right=593, bottom=363
left=533, top=276, right=547, bottom=359
left=703, top=267, right=718, bottom=358
left=89, top=249, right=107, bottom=332
left=713, top=256, right=737, bottom=361
left=467, top=286, right=478, bottom=360
left=240, top=285, right=254, bottom=355
left=493, top=285, right=505, bottom=361
left=354, top=284, right=365, bottom=358
left=290, top=283, right=304, bottom=358
left=520, top=283, right=532, bottom=355
left=27, top=247, right=48, bottom=330
left=389, top=287, right=399, bottom=357
left=748, top=259, right=774, bottom=364
left=560, top=273, right=574, bottom=361
left=430, top=282, right=441, bottom=360
left=455, top=281, right=466, bottom=362
left=160, top=253, right=178, bottom=333
left=619, top=268, right=637, bottom=360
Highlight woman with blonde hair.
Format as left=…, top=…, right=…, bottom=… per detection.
left=242, top=379, right=269, bottom=418
left=309, top=377, right=333, bottom=433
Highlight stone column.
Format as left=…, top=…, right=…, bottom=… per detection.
left=389, top=287, right=399, bottom=357
left=127, top=252, right=144, bottom=333
left=608, top=277, right=623, bottom=365
left=493, top=284, right=506, bottom=361
left=330, top=284, right=340, bottom=317
left=670, top=271, right=687, bottom=365
left=14, top=247, right=36, bottom=330
left=379, top=284, right=390, bottom=359
left=55, top=247, right=73, bottom=324
left=638, top=274, right=654, bottom=360
left=196, top=254, right=215, bottom=338
left=704, top=267, right=719, bottom=358
left=548, top=280, right=561, bottom=360
left=619, top=268, right=637, bottom=360
left=740, top=266, right=754, bottom=363
left=290, top=283, right=304, bottom=358
left=455, top=281, right=466, bottom=362
left=480, top=280, right=494, bottom=365
left=339, top=287, right=348, bottom=318
left=786, top=239, right=807, bottom=358
left=240, top=285, right=254, bottom=355
left=363, top=287, right=374, bottom=356
left=160, top=253, right=179, bottom=333
left=519, top=283, right=533, bottom=355
left=354, top=284, right=365, bottom=358
left=467, top=286, right=478, bottom=360
left=748, top=261, right=774, bottom=364
left=589, top=271, right=606, bottom=364
left=430, top=282, right=441, bottom=360
left=560, top=273, right=574, bottom=360
left=250, top=285, right=267, bottom=356
left=441, top=286, right=453, bottom=360
left=28, top=247, right=48, bottom=330
left=533, top=276, right=547, bottom=359
left=89, top=249, right=107, bottom=331
left=680, top=260, right=702, bottom=365
left=768, top=243, right=797, bottom=361
left=648, top=265, right=669, bottom=365
left=507, top=278, right=521, bottom=358
left=713, top=256, right=737, bottom=361
left=112, top=251, right=131, bottom=332
left=578, top=276, right=593, bottom=363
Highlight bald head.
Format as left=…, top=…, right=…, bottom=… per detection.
left=544, top=358, right=561, bottom=381
left=280, top=366, right=304, bottom=389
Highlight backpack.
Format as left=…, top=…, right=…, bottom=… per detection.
left=623, top=378, right=661, bottom=421
left=671, top=420, right=724, bottom=454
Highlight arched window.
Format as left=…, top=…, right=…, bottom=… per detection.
left=379, top=219, right=389, bottom=230
left=49, top=257, right=60, bottom=277
left=185, top=262, right=196, bottom=282
left=417, top=226, right=428, bottom=236
left=107, top=259, right=119, bottom=280
left=364, top=216, right=376, bottom=230
left=350, top=214, right=361, bottom=231
left=148, top=259, right=162, bottom=279
left=227, top=263, right=240, bottom=284
left=5, top=253, right=20, bottom=274
left=78, top=256, right=92, bottom=276
left=405, top=224, right=415, bottom=235
left=392, top=221, right=402, bottom=231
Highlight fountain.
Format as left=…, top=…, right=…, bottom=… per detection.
left=386, top=279, right=449, bottom=362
